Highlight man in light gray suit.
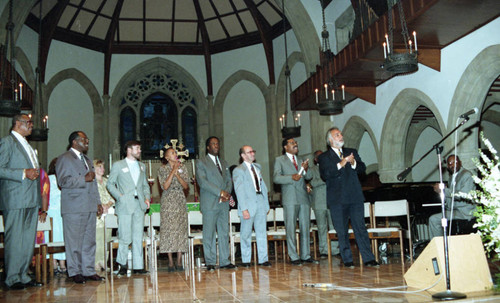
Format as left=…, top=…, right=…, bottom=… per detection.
left=429, top=155, right=476, bottom=238
left=308, top=150, right=339, bottom=258
left=273, top=138, right=318, bottom=265
left=56, top=131, right=103, bottom=284
left=233, top=145, right=271, bottom=267
left=107, top=140, right=150, bottom=276
left=196, top=136, right=235, bottom=270
left=0, top=114, right=44, bottom=290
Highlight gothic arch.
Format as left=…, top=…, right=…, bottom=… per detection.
left=110, top=57, right=207, bottom=157
left=447, top=44, right=500, bottom=169
left=378, top=88, right=445, bottom=183
left=14, top=46, right=35, bottom=88
left=45, top=68, right=104, bottom=159
left=275, top=51, right=305, bottom=118
left=213, top=69, right=269, bottom=149
left=343, top=116, right=380, bottom=166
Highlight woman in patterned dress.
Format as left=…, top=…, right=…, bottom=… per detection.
left=157, top=147, right=189, bottom=271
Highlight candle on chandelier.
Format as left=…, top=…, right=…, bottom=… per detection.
left=342, top=85, right=345, bottom=100
left=413, top=31, right=417, bottom=51
left=14, top=89, right=18, bottom=101
left=294, top=117, right=298, bottom=127
left=42, top=117, right=46, bottom=128
left=315, top=89, right=318, bottom=104
left=19, top=83, right=23, bottom=100
left=297, top=114, right=301, bottom=126
left=279, top=117, right=283, bottom=129
left=109, top=153, right=112, bottom=172
left=45, top=115, right=48, bottom=128
left=324, top=83, right=328, bottom=99
left=385, top=34, right=390, bottom=54
left=148, top=160, right=152, bottom=177
left=331, top=90, right=335, bottom=101
left=383, top=42, right=387, bottom=59
left=192, top=159, right=196, bottom=177
left=409, top=40, right=412, bottom=54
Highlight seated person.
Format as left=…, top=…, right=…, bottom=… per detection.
left=428, top=155, right=475, bottom=238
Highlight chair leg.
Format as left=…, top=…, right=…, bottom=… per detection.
left=35, top=249, right=41, bottom=283
left=49, top=254, right=54, bottom=282
left=399, top=233, right=404, bottom=266
left=327, top=237, right=332, bottom=264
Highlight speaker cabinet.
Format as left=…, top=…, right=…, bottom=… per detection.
left=404, top=234, right=492, bottom=293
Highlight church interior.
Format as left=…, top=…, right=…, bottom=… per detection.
left=0, top=0, right=499, bottom=301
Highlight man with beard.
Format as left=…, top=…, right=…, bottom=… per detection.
left=428, top=155, right=475, bottom=238
left=196, top=136, right=235, bottom=270
left=107, top=141, right=151, bottom=275
left=318, top=127, right=378, bottom=268
left=0, top=114, right=44, bottom=289
left=273, top=138, right=317, bottom=265
left=56, top=131, right=103, bottom=283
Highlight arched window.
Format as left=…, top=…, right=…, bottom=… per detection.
left=182, top=106, right=198, bottom=158
left=120, top=106, right=136, bottom=149
left=140, top=93, right=178, bottom=159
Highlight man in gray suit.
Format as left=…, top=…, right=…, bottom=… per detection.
left=196, top=136, right=235, bottom=270
left=56, top=131, right=103, bottom=283
left=429, top=155, right=475, bottom=238
left=107, top=140, right=150, bottom=275
left=308, top=150, right=339, bottom=258
left=233, top=145, right=271, bottom=267
left=0, top=114, right=44, bottom=290
left=273, top=138, right=317, bottom=265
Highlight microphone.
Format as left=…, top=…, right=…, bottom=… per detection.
left=459, top=107, right=478, bottom=119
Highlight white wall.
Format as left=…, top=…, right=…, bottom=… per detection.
left=47, top=79, right=94, bottom=162
left=411, top=127, right=441, bottom=182
left=223, top=81, right=270, bottom=186
left=359, top=131, right=377, bottom=170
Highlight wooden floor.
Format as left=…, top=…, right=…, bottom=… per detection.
left=1, top=253, right=498, bottom=303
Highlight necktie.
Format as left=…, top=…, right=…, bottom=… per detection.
left=27, top=145, right=39, bottom=169
left=292, top=156, right=298, bottom=171
left=339, top=149, right=343, bottom=159
left=215, top=158, right=222, bottom=175
left=80, top=154, right=88, bottom=170
left=251, top=164, right=261, bottom=193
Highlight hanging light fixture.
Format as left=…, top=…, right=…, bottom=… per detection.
left=0, top=0, right=21, bottom=117
left=280, top=0, right=300, bottom=138
left=316, top=0, right=345, bottom=115
left=382, top=0, right=418, bottom=75
left=29, top=0, right=48, bottom=141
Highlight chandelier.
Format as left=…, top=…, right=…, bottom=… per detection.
left=382, top=0, right=418, bottom=75
left=0, top=0, right=21, bottom=117
left=279, top=0, right=300, bottom=138
left=316, top=0, right=345, bottom=115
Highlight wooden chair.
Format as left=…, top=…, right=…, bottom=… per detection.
left=267, top=208, right=289, bottom=261
left=229, top=209, right=266, bottom=265
left=104, top=214, right=119, bottom=274
left=367, top=199, right=413, bottom=264
left=327, top=202, right=373, bottom=264
left=187, top=210, right=204, bottom=269
left=143, top=212, right=161, bottom=272
left=41, top=217, right=65, bottom=284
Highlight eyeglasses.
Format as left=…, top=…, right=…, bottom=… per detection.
left=246, top=150, right=256, bottom=154
left=19, top=119, right=33, bottom=125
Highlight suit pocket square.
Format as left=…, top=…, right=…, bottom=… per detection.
left=121, top=167, right=129, bottom=173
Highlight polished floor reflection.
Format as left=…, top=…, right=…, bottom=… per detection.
left=1, top=255, right=498, bottom=302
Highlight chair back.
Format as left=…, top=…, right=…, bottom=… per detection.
left=266, top=209, right=275, bottom=223
left=229, top=209, right=240, bottom=224
left=105, top=214, right=119, bottom=229
left=37, top=217, right=52, bottom=232
left=0, top=215, right=4, bottom=233
left=188, top=210, right=203, bottom=237
left=373, top=200, right=409, bottom=217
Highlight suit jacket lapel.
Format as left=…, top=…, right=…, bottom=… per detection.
left=206, top=156, right=223, bottom=181
left=10, top=134, right=33, bottom=167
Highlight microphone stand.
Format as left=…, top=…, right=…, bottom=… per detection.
left=397, top=117, right=470, bottom=301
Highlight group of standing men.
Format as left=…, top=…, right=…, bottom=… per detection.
left=195, top=127, right=379, bottom=269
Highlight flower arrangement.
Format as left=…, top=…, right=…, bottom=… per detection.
left=457, top=133, right=500, bottom=257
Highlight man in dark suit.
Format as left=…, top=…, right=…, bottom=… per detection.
left=318, top=127, right=378, bottom=268
left=0, top=114, right=45, bottom=290
left=107, top=140, right=150, bottom=275
left=196, top=136, right=235, bottom=270
left=273, top=138, right=317, bottom=265
left=56, top=131, right=103, bottom=283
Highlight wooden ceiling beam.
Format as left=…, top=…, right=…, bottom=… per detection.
left=194, top=0, right=213, bottom=96
left=345, top=85, right=376, bottom=104
left=103, top=0, right=124, bottom=96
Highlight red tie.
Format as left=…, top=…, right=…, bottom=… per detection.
left=292, top=156, right=298, bottom=171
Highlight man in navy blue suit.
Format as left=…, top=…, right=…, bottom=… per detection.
left=318, top=127, right=378, bottom=268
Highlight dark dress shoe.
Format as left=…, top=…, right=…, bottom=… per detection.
left=239, top=262, right=251, bottom=268
left=364, top=260, right=380, bottom=267
left=8, top=282, right=25, bottom=290
left=219, top=263, right=236, bottom=269
left=206, top=265, right=215, bottom=271
left=117, top=264, right=128, bottom=276
left=258, top=261, right=272, bottom=267
left=84, top=274, right=104, bottom=281
left=133, top=269, right=149, bottom=274
left=302, top=258, right=319, bottom=264
left=343, top=262, right=355, bottom=268
left=72, top=274, right=86, bottom=284
left=291, top=259, right=302, bottom=265
left=24, top=280, right=43, bottom=287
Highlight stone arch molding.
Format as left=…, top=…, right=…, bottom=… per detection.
left=447, top=44, right=500, bottom=169
left=45, top=68, right=104, bottom=159
left=343, top=116, right=380, bottom=167
left=213, top=69, right=269, bottom=143
left=276, top=51, right=305, bottom=118
left=379, top=88, right=445, bottom=183
left=109, top=57, right=208, bottom=155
